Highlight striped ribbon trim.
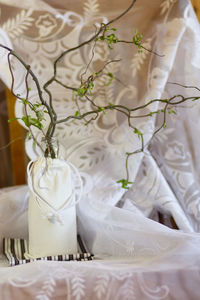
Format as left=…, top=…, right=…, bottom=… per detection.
left=3, top=235, right=94, bottom=266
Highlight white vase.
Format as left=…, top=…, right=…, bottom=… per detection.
left=25, top=139, right=81, bottom=258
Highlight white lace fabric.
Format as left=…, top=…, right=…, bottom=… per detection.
left=1, top=0, right=200, bottom=299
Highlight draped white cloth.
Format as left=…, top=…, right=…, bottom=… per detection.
left=1, top=0, right=200, bottom=299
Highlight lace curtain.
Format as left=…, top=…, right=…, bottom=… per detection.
left=1, top=1, right=200, bottom=299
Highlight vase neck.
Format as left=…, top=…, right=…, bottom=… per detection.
left=41, top=137, right=59, bottom=158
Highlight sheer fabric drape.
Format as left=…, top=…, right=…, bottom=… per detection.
left=1, top=1, right=200, bottom=299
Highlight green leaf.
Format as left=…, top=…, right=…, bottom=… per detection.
left=106, top=34, right=118, bottom=47
left=105, top=72, right=114, bottom=86
left=21, top=116, right=31, bottom=127
left=134, top=128, right=143, bottom=139
left=77, top=87, right=87, bottom=97
left=88, top=82, right=94, bottom=95
left=74, top=110, right=79, bottom=116
left=168, top=109, right=176, bottom=115
left=33, top=102, right=42, bottom=108
left=132, top=30, right=143, bottom=47
left=36, top=111, right=43, bottom=121
left=132, top=30, right=144, bottom=53
left=163, top=122, right=167, bottom=128
left=108, top=102, right=114, bottom=109
left=21, top=115, right=43, bottom=129
left=26, top=131, right=32, bottom=140
left=105, top=26, right=117, bottom=32
left=97, top=32, right=119, bottom=49
left=30, top=118, right=43, bottom=129
left=88, top=82, right=94, bottom=89
left=116, top=179, right=133, bottom=189
left=21, top=98, right=29, bottom=105
left=98, top=107, right=105, bottom=112
left=8, top=117, right=18, bottom=123
left=149, top=110, right=161, bottom=116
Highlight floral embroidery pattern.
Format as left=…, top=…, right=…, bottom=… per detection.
left=83, top=0, right=100, bottom=21
left=36, top=14, right=57, bottom=38
left=36, top=277, right=56, bottom=300
left=2, top=9, right=34, bottom=39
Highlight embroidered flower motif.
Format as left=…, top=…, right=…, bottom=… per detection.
left=36, top=14, right=57, bottom=37
left=164, top=141, right=186, bottom=161
left=162, top=141, right=191, bottom=172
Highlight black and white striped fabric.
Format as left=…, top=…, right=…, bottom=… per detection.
left=3, top=235, right=94, bottom=266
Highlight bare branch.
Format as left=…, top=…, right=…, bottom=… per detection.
left=44, top=0, right=136, bottom=87
left=117, top=39, right=164, bottom=57
left=168, top=82, right=200, bottom=92
left=24, top=66, right=45, bottom=154
left=54, top=78, right=77, bottom=91
left=0, top=137, right=22, bottom=151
